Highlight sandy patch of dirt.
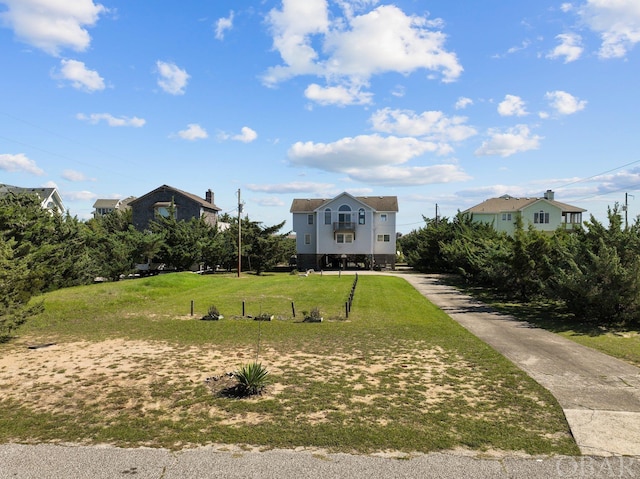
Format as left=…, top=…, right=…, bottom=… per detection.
left=0, top=338, right=505, bottom=428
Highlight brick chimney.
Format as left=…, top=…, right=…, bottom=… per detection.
left=205, top=189, right=213, bottom=204
left=544, top=189, right=554, bottom=201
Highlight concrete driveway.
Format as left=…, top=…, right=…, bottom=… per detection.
left=396, top=272, right=640, bottom=457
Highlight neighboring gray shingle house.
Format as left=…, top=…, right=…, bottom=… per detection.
left=0, top=184, right=65, bottom=214
left=92, top=196, right=136, bottom=218
left=129, top=185, right=221, bottom=231
left=290, top=192, right=398, bottom=271
left=462, top=190, right=586, bottom=235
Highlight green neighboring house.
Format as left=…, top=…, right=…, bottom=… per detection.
left=462, top=190, right=585, bottom=235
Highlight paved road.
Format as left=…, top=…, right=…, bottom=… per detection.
left=1, top=443, right=639, bottom=479
left=396, top=272, right=640, bottom=457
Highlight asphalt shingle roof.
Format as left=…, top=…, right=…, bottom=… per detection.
left=290, top=194, right=398, bottom=212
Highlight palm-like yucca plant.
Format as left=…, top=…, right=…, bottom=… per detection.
left=234, top=362, right=269, bottom=396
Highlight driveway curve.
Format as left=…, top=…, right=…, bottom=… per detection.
left=393, top=272, right=640, bottom=457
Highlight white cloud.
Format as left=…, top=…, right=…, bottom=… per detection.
left=76, top=113, right=145, bottom=127
left=289, top=134, right=441, bottom=172
left=233, top=127, right=258, bottom=143
left=561, top=3, right=574, bottom=13
left=175, top=124, right=208, bottom=141
left=391, top=85, right=405, bottom=97
left=255, top=196, right=286, bottom=207
left=246, top=181, right=335, bottom=194
left=346, top=164, right=470, bottom=186
left=493, top=40, right=531, bottom=59
left=507, top=40, right=532, bottom=55
left=579, top=0, right=640, bottom=58
left=547, top=33, right=583, bottom=63
left=55, top=59, right=105, bottom=92
left=457, top=185, right=529, bottom=200
left=218, top=127, right=258, bottom=143
left=62, top=169, right=94, bottom=182
left=323, top=6, right=462, bottom=81
left=304, top=83, right=373, bottom=106
left=263, top=2, right=462, bottom=103
left=263, top=0, right=329, bottom=85
left=370, top=108, right=477, bottom=143
left=497, top=94, right=528, bottom=117
left=0, top=153, right=44, bottom=175
left=287, top=133, right=469, bottom=185
left=545, top=90, right=587, bottom=115
left=156, top=61, right=190, bottom=95
left=592, top=167, right=640, bottom=193
left=64, top=190, right=97, bottom=201
left=475, top=125, right=542, bottom=157
left=0, top=0, right=106, bottom=56
left=455, top=97, right=473, bottom=110
left=215, top=11, right=234, bottom=40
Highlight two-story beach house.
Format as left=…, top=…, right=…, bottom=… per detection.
left=129, top=185, right=221, bottom=231
left=462, top=190, right=585, bottom=235
left=290, top=192, right=398, bottom=271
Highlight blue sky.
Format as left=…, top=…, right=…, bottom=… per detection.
left=1, top=0, right=639, bottom=233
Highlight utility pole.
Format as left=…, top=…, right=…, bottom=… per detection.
left=237, top=189, right=242, bottom=277
left=435, top=203, right=439, bottom=225
left=624, top=193, right=634, bottom=230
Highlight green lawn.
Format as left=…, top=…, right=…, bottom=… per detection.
left=0, top=272, right=579, bottom=455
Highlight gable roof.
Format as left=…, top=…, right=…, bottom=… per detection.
left=464, top=194, right=585, bottom=214
left=290, top=192, right=398, bottom=213
left=93, top=199, right=121, bottom=209
left=0, top=184, right=65, bottom=213
left=129, top=185, right=221, bottom=211
left=93, top=196, right=136, bottom=210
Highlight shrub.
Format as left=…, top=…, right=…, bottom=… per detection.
left=202, top=304, right=222, bottom=320
left=234, top=362, right=269, bottom=396
left=303, top=307, right=323, bottom=322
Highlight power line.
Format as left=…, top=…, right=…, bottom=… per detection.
left=555, top=158, right=640, bottom=190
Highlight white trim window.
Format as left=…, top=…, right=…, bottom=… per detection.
left=307, top=214, right=314, bottom=225
left=380, top=214, right=387, bottom=222
left=358, top=208, right=365, bottom=225
left=324, top=208, right=331, bottom=225
left=502, top=212, right=512, bottom=221
left=377, top=234, right=390, bottom=242
left=534, top=210, right=550, bottom=224
left=336, top=233, right=353, bottom=243
left=304, top=234, right=311, bottom=245
left=338, top=205, right=351, bottom=226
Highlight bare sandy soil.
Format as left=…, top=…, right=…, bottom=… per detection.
left=0, top=338, right=461, bottom=423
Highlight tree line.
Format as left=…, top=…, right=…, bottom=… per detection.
left=0, top=192, right=294, bottom=340
left=398, top=205, right=640, bottom=329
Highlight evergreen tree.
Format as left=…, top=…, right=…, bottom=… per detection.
left=0, top=237, right=44, bottom=341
